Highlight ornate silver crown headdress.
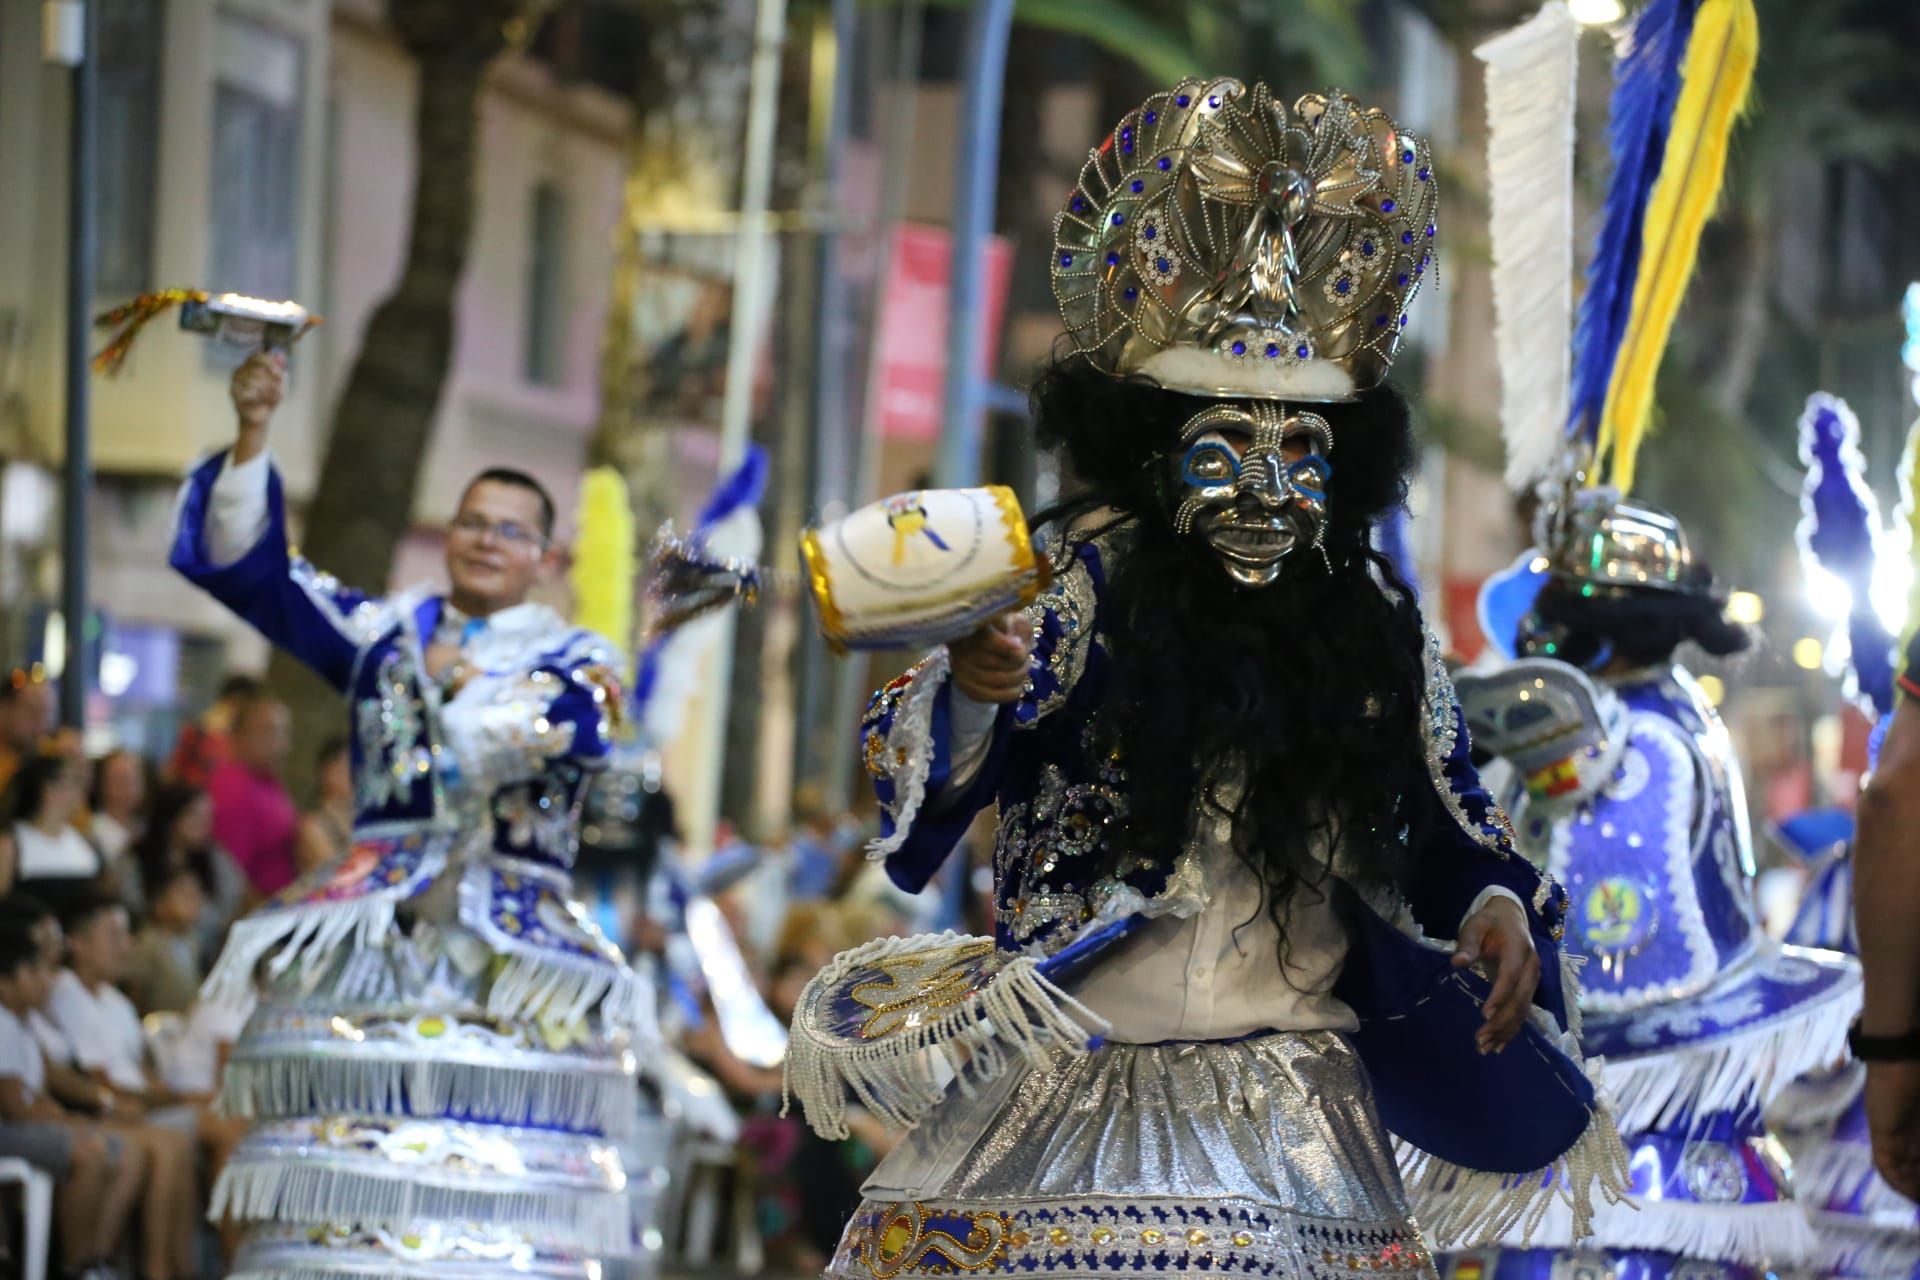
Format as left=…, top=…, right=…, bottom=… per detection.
left=1051, top=77, right=1437, bottom=404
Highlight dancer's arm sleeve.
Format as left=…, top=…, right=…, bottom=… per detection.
left=169, top=450, right=368, bottom=691
left=437, top=639, right=624, bottom=792
left=865, top=542, right=1104, bottom=893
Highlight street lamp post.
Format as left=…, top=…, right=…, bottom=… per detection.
left=45, top=0, right=95, bottom=732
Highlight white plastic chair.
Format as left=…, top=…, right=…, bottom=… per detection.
left=0, top=1154, right=53, bottom=1280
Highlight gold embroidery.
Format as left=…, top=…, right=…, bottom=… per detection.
left=859, top=1202, right=1009, bottom=1277
left=850, top=940, right=995, bottom=1039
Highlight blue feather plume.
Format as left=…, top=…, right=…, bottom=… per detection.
left=1566, top=0, right=1696, bottom=453
left=1798, top=392, right=1896, bottom=717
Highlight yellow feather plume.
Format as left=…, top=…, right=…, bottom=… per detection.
left=1596, top=0, right=1758, bottom=494
left=569, top=466, right=637, bottom=662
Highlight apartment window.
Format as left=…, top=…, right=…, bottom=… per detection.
left=208, top=16, right=303, bottom=302
left=524, top=182, right=568, bottom=387
left=96, top=0, right=165, bottom=297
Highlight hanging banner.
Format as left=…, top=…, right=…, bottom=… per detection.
left=871, top=223, right=1014, bottom=443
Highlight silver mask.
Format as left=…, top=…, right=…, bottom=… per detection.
left=1170, top=403, right=1333, bottom=588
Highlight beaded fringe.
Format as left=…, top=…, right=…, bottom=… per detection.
left=484, top=940, right=642, bottom=1033
left=1398, top=1098, right=1632, bottom=1248
left=1602, top=971, right=1859, bottom=1134
left=783, top=931, right=1104, bottom=1140
left=220, top=1053, right=637, bottom=1137
left=210, top=1159, right=631, bottom=1254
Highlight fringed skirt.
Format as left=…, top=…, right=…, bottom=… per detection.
left=826, top=1030, right=1435, bottom=1279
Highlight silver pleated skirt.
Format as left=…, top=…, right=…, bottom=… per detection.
left=827, top=1029, right=1435, bottom=1279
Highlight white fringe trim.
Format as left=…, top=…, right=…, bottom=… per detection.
left=219, top=1053, right=638, bottom=1137
left=1495, top=1195, right=1822, bottom=1267
left=201, top=896, right=401, bottom=1008
left=209, top=1159, right=632, bottom=1254
left=865, top=648, right=951, bottom=860
left=1601, top=972, right=1859, bottom=1133
left=1793, top=1141, right=1920, bottom=1228
left=486, top=945, right=643, bottom=1034
left=782, top=931, right=1104, bottom=1140
left=1399, top=1098, right=1631, bottom=1248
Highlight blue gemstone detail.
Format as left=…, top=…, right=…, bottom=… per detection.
left=1176, top=94, right=1191, bottom=107
left=1265, top=343, right=1280, bottom=358
left=1396, top=273, right=1409, bottom=286
left=1208, top=95, right=1220, bottom=108
left=1123, top=287, right=1139, bottom=301
left=1156, top=257, right=1170, bottom=272
left=1111, top=212, right=1126, bottom=225
left=1106, top=252, right=1120, bottom=266
left=1399, top=314, right=1409, bottom=327
left=1401, top=150, right=1414, bottom=164
left=1296, top=345, right=1310, bottom=359
left=1375, top=314, right=1390, bottom=327
left=1145, top=110, right=1158, bottom=123
left=1131, top=179, right=1144, bottom=193
left=1072, top=197, right=1086, bottom=212
left=1231, top=340, right=1246, bottom=355
left=1402, top=231, right=1415, bottom=245
left=1381, top=198, right=1396, bottom=213
left=1121, top=126, right=1133, bottom=140
left=1360, top=240, right=1375, bottom=257
left=1426, top=224, right=1436, bottom=238
left=1157, top=156, right=1172, bottom=171
left=1417, top=167, right=1430, bottom=181
left=1122, top=141, right=1134, bottom=153
left=1060, top=253, right=1074, bottom=267
left=1334, top=277, right=1351, bottom=295
left=1144, top=225, right=1157, bottom=241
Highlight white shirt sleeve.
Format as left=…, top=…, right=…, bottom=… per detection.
left=44, top=970, right=110, bottom=1073
left=1461, top=884, right=1535, bottom=952
left=946, top=686, right=1002, bottom=792
left=204, top=450, right=273, bottom=567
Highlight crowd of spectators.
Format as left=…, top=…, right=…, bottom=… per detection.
left=0, top=671, right=326, bottom=1279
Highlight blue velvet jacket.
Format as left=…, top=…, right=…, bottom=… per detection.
left=170, top=451, right=637, bottom=1032
left=859, top=534, right=1600, bottom=1177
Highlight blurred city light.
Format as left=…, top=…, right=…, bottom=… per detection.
left=1792, top=637, right=1825, bottom=670
left=1696, top=674, right=1726, bottom=705
left=1724, top=591, right=1764, bottom=625
left=1568, top=0, right=1626, bottom=24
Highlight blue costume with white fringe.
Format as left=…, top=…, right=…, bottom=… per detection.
left=782, top=530, right=1624, bottom=1280
left=170, top=451, right=652, bottom=1280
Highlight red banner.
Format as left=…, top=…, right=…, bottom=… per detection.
left=871, top=223, right=1014, bottom=443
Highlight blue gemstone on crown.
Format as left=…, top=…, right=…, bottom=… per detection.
left=1426, top=224, right=1436, bottom=238
left=1176, top=94, right=1191, bottom=107
left=1123, top=287, right=1138, bottom=300
left=1156, top=257, right=1170, bottom=272
left=1402, top=231, right=1414, bottom=245
left=1112, top=212, right=1126, bottom=225
left=1231, top=340, right=1246, bottom=355
left=1399, top=314, right=1409, bottom=327
left=1380, top=198, right=1396, bottom=213
left=1417, top=167, right=1430, bottom=181
left=1401, top=150, right=1414, bottom=164
left=1145, top=110, right=1158, bottom=123
left=1396, top=273, right=1409, bottom=286
left=1106, top=252, right=1120, bottom=266
left=1334, top=277, right=1351, bottom=295
left=1265, top=343, right=1279, bottom=358
left=1157, top=156, right=1172, bottom=171
left=1072, top=197, right=1087, bottom=212
left=1144, top=225, right=1157, bottom=241
left=1374, top=314, right=1389, bottom=327
left=1060, top=253, right=1074, bottom=267
left=1131, top=180, right=1144, bottom=193
left=1296, top=345, right=1310, bottom=359
left=1208, top=95, right=1220, bottom=108
left=1360, top=240, right=1375, bottom=257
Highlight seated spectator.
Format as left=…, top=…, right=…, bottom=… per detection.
left=43, top=893, right=204, bottom=1280
left=167, top=673, right=258, bottom=788
left=137, top=782, right=244, bottom=966
left=0, top=669, right=53, bottom=793
left=7, top=755, right=102, bottom=914
left=88, top=749, right=148, bottom=912
left=125, top=863, right=209, bottom=1016
left=293, top=736, right=353, bottom=876
left=0, top=898, right=145, bottom=1280
left=207, top=691, right=296, bottom=900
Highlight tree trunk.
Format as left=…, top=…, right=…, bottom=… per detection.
left=268, top=3, right=528, bottom=796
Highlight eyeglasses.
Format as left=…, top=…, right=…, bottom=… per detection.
left=449, top=513, right=548, bottom=549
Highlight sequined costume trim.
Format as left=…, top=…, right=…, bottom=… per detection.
left=829, top=1198, right=1434, bottom=1278
left=865, top=648, right=954, bottom=859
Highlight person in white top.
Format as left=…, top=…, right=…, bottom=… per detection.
left=0, top=899, right=145, bottom=1279
left=45, top=892, right=203, bottom=1280
left=8, top=755, right=102, bottom=887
